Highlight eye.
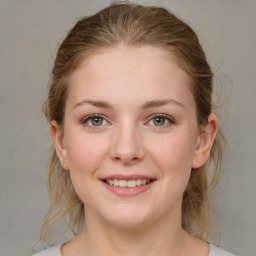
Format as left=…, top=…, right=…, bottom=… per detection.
left=148, top=114, right=174, bottom=127
left=82, top=115, right=108, bottom=128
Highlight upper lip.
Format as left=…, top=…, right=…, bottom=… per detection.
left=100, top=174, right=156, bottom=180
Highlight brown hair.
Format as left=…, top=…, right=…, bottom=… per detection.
left=41, top=2, right=224, bottom=243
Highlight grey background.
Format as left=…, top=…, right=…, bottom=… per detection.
left=0, top=0, right=255, bottom=255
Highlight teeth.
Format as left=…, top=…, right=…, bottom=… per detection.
left=127, top=180, right=136, bottom=188
left=136, top=179, right=141, bottom=186
left=106, top=179, right=151, bottom=188
left=119, top=180, right=127, bottom=187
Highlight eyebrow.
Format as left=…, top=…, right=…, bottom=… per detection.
left=142, top=99, right=184, bottom=109
left=73, top=99, right=184, bottom=109
left=73, top=100, right=112, bottom=109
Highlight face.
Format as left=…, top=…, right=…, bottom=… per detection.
left=52, top=45, right=216, bottom=229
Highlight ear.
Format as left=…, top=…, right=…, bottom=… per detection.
left=192, top=113, right=218, bottom=169
left=51, top=120, right=69, bottom=170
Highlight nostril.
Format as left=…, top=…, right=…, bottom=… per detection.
left=114, top=155, right=139, bottom=163
left=109, top=134, right=146, bottom=163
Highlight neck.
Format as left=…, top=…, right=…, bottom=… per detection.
left=79, top=207, right=188, bottom=256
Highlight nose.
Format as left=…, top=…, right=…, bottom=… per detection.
left=109, top=122, right=146, bottom=165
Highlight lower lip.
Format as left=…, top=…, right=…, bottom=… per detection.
left=101, top=181, right=155, bottom=196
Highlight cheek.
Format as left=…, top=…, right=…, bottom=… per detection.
left=64, top=133, right=110, bottom=205
left=65, top=131, right=109, bottom=176
left=144, top=131, right=196, bottom=216
left=148, top=131, right=196, bottom=175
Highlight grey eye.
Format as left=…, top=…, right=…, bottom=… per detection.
left=152, top=117, right=166, bottom=126
left=90, top=117, right=104, bottom=126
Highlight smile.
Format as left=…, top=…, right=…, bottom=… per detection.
left=101, top=175, right=156, bottom=196
left=105, top=179, right=151, bottom=188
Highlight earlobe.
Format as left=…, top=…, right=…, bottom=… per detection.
left=192, top=113, right=218, bottom=169
left=50, top=120, right=69, bottom=170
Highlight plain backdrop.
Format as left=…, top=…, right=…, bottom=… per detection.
left=0, top=0, right=256, bottom=255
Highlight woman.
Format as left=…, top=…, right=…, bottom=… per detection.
left=33, top=2, right=236, bottom=256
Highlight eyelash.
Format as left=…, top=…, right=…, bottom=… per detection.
left=149, top=114, right=175, bottom=127
left=81, top=114, right=175, bottom=129
left=81, top=114, right=109, bottom=129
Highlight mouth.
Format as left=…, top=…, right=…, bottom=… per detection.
left=102, top=178, right=155, bottom=188
left=100, top=175, right=156, bottom=196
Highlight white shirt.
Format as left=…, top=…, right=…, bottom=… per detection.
left=32, top=244, right=237, bottom=255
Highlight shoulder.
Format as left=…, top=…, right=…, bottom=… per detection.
left=209, top=244, right=237, bottom=256
left=32, top=244, right=62, bottom=256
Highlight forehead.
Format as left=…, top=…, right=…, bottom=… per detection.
left=74, top=45, right=189, bottom=77
left=67, top=45, right=195, bottom=110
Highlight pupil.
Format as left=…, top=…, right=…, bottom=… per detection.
left=92, top=117, right=103, bottom=126
left=153, top=117, right=165, bottom=126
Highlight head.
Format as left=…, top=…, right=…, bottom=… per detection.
left=41, top=2, right=223, bottom=242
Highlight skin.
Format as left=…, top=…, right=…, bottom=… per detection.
left=51, top=45, right=217, bottom=256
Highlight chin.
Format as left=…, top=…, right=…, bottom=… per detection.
left=103, top=206, right=152, bottom=229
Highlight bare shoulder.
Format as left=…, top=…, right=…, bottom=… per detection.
left=183, top=232, right=210, bottom=256
left=60, top=233, right=85, bottom=256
